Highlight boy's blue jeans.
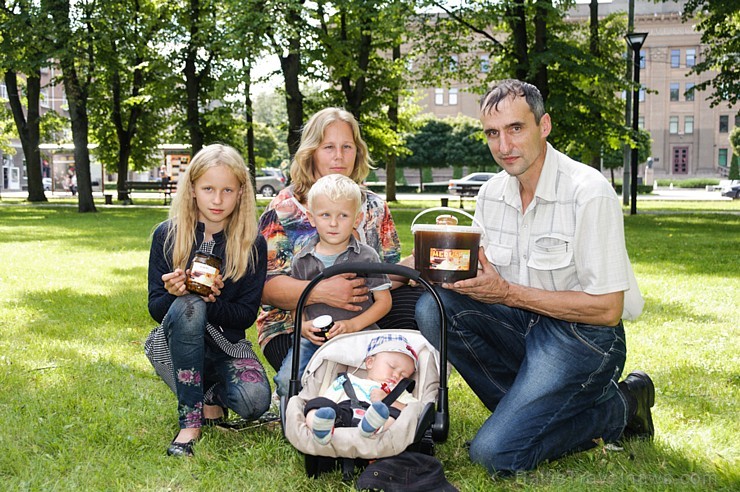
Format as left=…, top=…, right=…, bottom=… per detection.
left=163, top=295, right=271, bottom=429
left=274, top=336, right=318, bottom=397
left=415, top=289, right=628, bottom=474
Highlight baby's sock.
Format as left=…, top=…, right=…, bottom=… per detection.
left=359, top=401, right=389, bottom=437
left=312, top=407, right=336, bottom=445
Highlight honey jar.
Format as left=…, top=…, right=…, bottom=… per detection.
left=313, top=315, right=334, bottom=340
left=186, top=252, right=222, bottom=296
left=411, top=207, right=483, bottom=284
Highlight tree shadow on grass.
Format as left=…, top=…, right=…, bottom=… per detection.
left=638, top=296, right=725, bottom=325
left=0, top=206, right=166, bottom=252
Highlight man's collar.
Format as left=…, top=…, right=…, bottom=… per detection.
left=501, top=142, right=557, bottom=207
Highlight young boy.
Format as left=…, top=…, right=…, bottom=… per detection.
left=273, top=174, right=393, bottom=396
left=305, top=334, right=418, bottom=444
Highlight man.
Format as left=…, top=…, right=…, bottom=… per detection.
left=415, top=79, right=654, bottom=475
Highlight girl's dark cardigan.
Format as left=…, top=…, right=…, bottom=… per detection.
left=147, top=220, right=267, bottom=343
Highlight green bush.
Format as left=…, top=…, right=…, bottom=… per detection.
left=614, top=184, right=654, bottom=194
left=366, top=183, right=449, bottom=193
left=655, top=178, right=719, bottom=188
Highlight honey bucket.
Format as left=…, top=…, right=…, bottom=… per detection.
left=411, top=207, right=484, bottom=284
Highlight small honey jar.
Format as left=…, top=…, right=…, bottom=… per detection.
left=186, top=252, right=222, bottom=296
left=313, top=315, right=334, bottom=340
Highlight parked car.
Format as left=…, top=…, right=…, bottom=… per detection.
left=255, top=168, right=287, bottom=197
left=448, top=172, right=496, bottom=196
left=721, top=183, right=740, bottom=199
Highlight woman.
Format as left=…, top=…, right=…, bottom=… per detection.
left=257, top=108, right=419, bottom=394
left=146, top=144, right=271, bottom=457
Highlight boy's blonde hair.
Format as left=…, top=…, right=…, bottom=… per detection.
left=307, top=174, right=362, bottom=216
left=289, top=107, right=372, bottom=204
left=164, top=144, right=258, bottom=281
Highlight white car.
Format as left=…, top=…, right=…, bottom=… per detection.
left=448, top=172, right=496, bottom=197
left=255, top=168, right=287, bottom=197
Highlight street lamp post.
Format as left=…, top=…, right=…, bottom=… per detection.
left=625, top=32, right=648, bottom=215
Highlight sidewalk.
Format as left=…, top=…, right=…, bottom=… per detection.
left=0, top=187, right=734, bottom=202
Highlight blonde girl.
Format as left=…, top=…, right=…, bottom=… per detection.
left=146, top=144, right=270, bottom=457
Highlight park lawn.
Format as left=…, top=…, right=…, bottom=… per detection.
left=0, top=202, right=737, bottom=491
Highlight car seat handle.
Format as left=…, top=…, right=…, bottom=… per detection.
left=321, top=262, right=420, bottom=281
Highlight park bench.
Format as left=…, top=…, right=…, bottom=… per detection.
left=124, top=180, right=176, bottom=205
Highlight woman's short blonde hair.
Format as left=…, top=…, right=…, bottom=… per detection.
left=290, top=107, right=372, bottom=203
left=307, top=174, right=362, bottom=216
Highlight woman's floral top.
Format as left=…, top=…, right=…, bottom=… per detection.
left=256, top=185, right=401, bottom=347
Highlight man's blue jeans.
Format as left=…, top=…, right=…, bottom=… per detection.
left=415, top=289, right=628, bottom=474
left=163, top=295, right=271, bottom=429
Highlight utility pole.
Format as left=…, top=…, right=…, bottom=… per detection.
left=622, top=0, right=635, bottom=206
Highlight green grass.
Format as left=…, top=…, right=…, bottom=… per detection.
left=0, top=200, right=738, bottom=491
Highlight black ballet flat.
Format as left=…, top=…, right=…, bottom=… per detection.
left=204, top=407, right=228, bottom=427
left=166, top=434, right=196, bottom=457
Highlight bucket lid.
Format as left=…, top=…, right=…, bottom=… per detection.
left=412, top=223, right=483, bottom=234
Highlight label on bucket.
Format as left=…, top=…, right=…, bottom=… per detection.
left=429, top=248, right=471, bottom=271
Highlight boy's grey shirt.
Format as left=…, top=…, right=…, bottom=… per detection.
left=291, top=234, right=391, bottom=327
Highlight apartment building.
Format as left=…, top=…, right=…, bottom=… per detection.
left=1, top=65, right=70, bottom=192
left=416, top=0, right=738, bottom=180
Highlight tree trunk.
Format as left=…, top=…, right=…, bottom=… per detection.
left=244, top=62, right=256, bottom=189
left=64, top=67, right=96, bottom=213
left=508, top=0, right=530, bottom=81
left=185, top=0, right=204, bottom=155
left=385, top=46, right=401, bottom=202
left=4, top=70, right=46, bottom=202
left=280, top=49, right=304, bottom=159
left=533, top=0, right=550, bottom=102
left=185, top=52, right=204, bottom=155
left=587, top=0, right=602, bottom=169
left=112, top=52, right=143, bottom=202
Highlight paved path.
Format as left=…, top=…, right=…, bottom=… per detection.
left=1, top=187, right=735, bottom=203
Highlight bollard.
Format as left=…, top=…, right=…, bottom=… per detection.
left=104, top=194, right=113, bottom=205
left=440, top=197, right=449, bottom=207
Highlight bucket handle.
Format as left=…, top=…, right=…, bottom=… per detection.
left=411, top=206, right=485, bottom=235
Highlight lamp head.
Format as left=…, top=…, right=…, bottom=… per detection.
left=625, top=32, right=648, bottom=51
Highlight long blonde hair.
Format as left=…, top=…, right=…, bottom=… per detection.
left=164, top=144, right=258, bottom=281
left=290, top=107, right=372, bottom=204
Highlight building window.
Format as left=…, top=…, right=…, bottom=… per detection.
left=669, top=116, right=679, bottom=134
left=670, top=83, right=680, bottom=101
left=671, top=49, right=680, bottom=68
left=639, top=87, right=645, bottom=102
left=686, top=48, right=696, bottom=67
left=719, top=115, right=729, bottom=133
left=684, top=116, right=694, bottom=134
left=434, top=88, right=444, bottom=106
left=449, top=55, right=458, bottom=72
left=718, top=149, right=728, bottom=168
left=0, top=83, right=7, bottom=100
left=479, top=55, right=490, bottom=73
left=685, top=83, right=695, bottom=101
left=638, top=116, right=645, bottom=129
left=639, top=49, right=646, bottom=69
left=448, top=88, right=458, bottom=105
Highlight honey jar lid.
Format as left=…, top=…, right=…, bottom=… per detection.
left=436, top=214, right=458, bottom=226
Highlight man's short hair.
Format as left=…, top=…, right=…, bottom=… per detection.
left=480, top=79, right=546, bottom=124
